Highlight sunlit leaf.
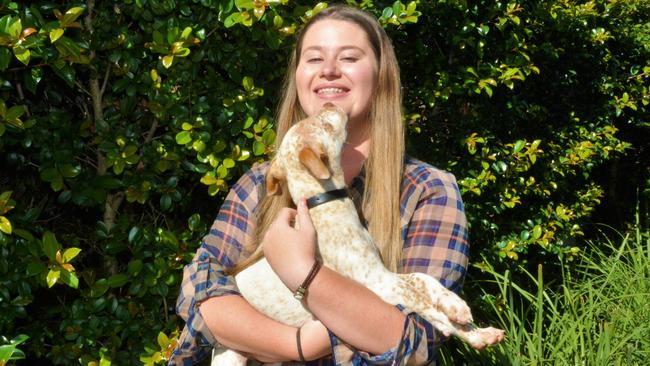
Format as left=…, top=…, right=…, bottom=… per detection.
left=50, top=28, right=64, bottom=43
left=13, top=45, right=30, bottom=65
left=175, top=130, right=192, bottom=145
left=61, top=7, right=85, bottom=27
left=62, top=247, right=81, bottom=262
left=0, top=216, right=12, bottom=234
left=47, top=269, right=61, bottom=287
left=162, top=55, right=174, bottom=68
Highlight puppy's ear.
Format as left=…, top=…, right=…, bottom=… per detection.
left=299, top=143, right=331, bottom=180
left=266, top=160, right=285, bottom=196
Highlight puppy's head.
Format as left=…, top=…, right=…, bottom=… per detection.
left=266, top=140, right=330, bottom=196
left=266, top=103, right=348, bottom=195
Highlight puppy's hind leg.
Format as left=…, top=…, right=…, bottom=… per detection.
left=398, top=273, right=505, bottom=349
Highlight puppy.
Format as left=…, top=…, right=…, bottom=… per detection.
left=212, top=104, right=504, bottom=365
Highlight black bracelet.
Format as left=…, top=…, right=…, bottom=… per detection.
left=296, top=326, right=306, bottom=362
left=293, top=260, right=322, bottom=300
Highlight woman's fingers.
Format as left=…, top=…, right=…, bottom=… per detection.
left=296, top=198, right=315, bottom=234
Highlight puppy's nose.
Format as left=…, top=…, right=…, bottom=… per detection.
left=323, top=102, right=335, bottom=109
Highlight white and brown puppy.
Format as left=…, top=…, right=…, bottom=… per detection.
left=213, top=104, right=504, bottom=365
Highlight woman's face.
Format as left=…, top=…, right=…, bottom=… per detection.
left=296, top=19, right=378, bottom=126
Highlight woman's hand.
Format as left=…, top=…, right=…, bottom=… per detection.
left=262, top=198, right=318, bottom=291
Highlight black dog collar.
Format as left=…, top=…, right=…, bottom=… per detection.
left=306, top=188, right=349, bottom=209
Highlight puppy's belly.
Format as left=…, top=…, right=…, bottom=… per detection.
left=235, top=259, right=312, bottom=327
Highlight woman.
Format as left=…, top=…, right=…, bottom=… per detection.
left=170, top=4, right=469, bottom=365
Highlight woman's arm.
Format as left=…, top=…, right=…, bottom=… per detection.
left=200, top=295, right=331, bottom=362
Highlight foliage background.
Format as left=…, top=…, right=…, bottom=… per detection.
left=0, top=0, right=647, bottom=364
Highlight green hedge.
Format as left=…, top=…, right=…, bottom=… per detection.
left=0, top=0, right=647, bottom=364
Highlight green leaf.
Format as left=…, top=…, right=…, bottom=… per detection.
left=392, top=1, right=403, bottom=16
left=59, top=164, right=80, bottom=178
left=242, top=76, right=254, bottom=91
left=0, top=216, right=11, bottom=234
left=532, top=225, right=542, bottom=240
left=107, top=273, right=129, bottom=288
left=407, top=1, right=417, bottom=13
left=200, top=174, right=220, bottom=185
left=52, top=63, right=76, bottom=87
left=0, top=47, right=11, bottom=71
left=47, top=269, right=61, bottom=287
left=224, top=12, right=242, bottom=28
left=175, top=130, right=192, bottom=145
left=26, top=261, right=46, bottom=276
left=493, top=161, right=508, bottom=174
left=235, top=0, right=254, bottom=10
left=54, top=36, right=82, bottom=57
left=188, top=213, right=201, bottom=231
left=157, top=331, right=169, bottom=348
left=513, top=140, right=525, bottom=153
left=59, top=270, right=79, bottom=289
left=160, top=194, right=172, bottom=211
left=61, top=7, right=85, bottom=27
left=180, top=26, right=192, bottom=40
left=382, top=7, right=393, bottom=19
left=167, top=26, right=179, bottom=45
left=42, top=231, right=61, bottom=261
left=13, top=45, right=30, bottom=66
left=127, top=259, right=143, bottom=276
left=0, top=190, right=13, bottom=205
left=253, top=140, right=265, bottom=156
left=174, top=47, right=190, bottom=57
left=50, top=28, right=64, bottom=43
left=62, top=247, right=81, bottom=262
left=223, top=158, right=235, bottom=168
left=24, top=67, right=43, bottom=93
left=90, top=279, right=109, bottom=298
left=8, top=16, right=21, bottom=38
left=128, top=226, right=141, bottom=243
left=162, top=55, right=174, bottom=68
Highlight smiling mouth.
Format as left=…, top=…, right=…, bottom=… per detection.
left=316, top=87, right=348, bottom=95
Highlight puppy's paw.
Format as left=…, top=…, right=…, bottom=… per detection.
left=437, top=293, right=473, bottom=325
left=462, top=327, right=506, bottom=350
left=405, top=273, right=473, bottom=324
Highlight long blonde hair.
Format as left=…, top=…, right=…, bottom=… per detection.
left=235, top=4, right=404, bottom=274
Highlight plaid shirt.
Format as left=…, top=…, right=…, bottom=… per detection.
left=170, top=156, right=469, bottom=366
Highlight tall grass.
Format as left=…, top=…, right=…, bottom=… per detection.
left=439, top=220, right=650, bottom=365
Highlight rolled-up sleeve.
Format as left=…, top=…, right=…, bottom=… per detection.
left=327, top=161, right=469, bottom=366
left=170, top=164, right=266, bottom=365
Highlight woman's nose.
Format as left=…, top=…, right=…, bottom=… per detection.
left=320, top=58, right=340, bottom=78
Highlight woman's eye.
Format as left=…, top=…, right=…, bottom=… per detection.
left=307, top=57, right=323, bottom=63
left=341, top=56, right=358, bottom=62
